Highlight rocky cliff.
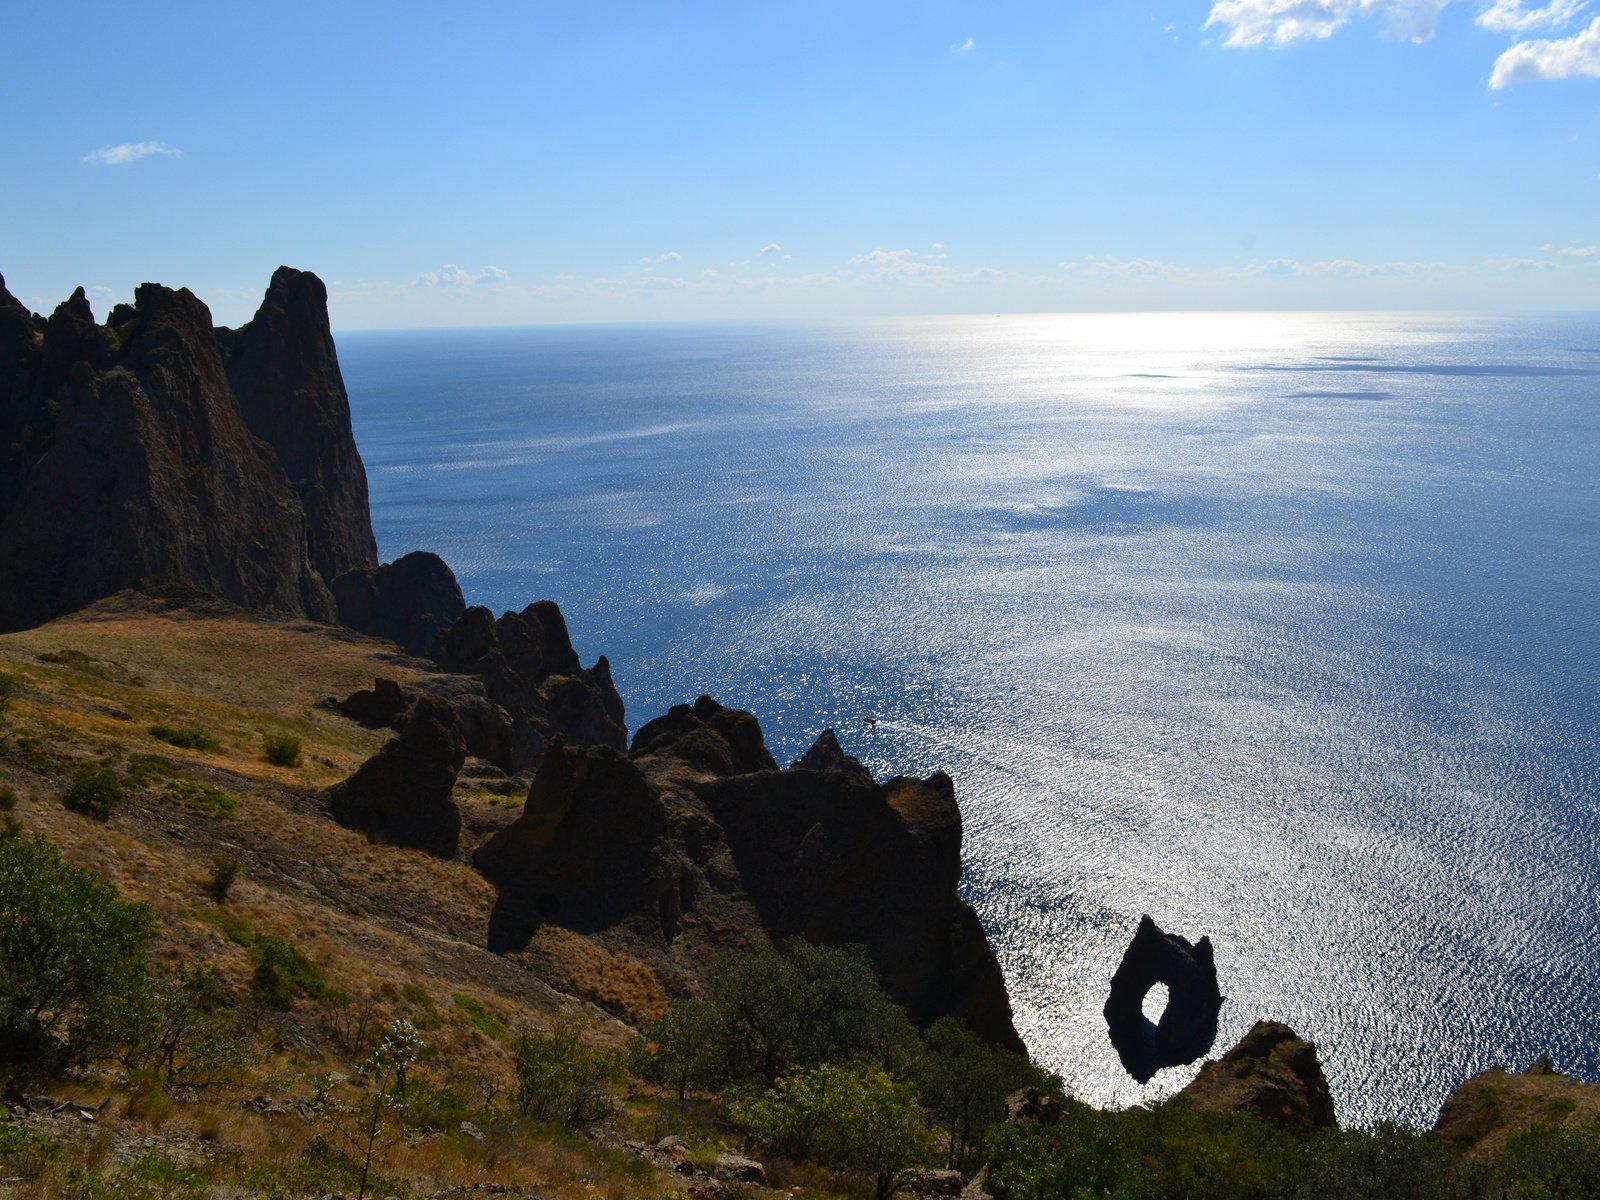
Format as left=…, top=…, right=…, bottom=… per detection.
left=0, top=270, right=372, bottom=632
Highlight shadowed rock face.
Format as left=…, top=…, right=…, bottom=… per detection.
left=480, top=697, right=1023, bottom=1051
left=332, top=550, right=466, bottom=657
left=219, top=266, right=377, bottom=585
left=327, top=693, right=467, bottom=857
left=1176, top=1019, right=1336, bottom=1133
left=1104, top=915, right=1224, bottom=1083
left=433, top=602, right=626, bottom=771
left=0, top=268, right=378, bottom=633
left=0, top=278, right=339, bottom=632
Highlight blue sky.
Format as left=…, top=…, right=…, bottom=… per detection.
left=3, top=1, right=1597, bottom=327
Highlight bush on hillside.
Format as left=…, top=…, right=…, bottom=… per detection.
left=0, top=830, right=154, bottom=1071
left=261, top=732, right=302, bottom=767
left=61, top=764, right=122, bottom=818
left=513, top=1018, right=624, bottom=1126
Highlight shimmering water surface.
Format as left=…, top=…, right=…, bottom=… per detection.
left=340, top=313, right=1600, bottom=1126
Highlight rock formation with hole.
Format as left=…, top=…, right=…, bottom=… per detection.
left=1104, top=915, right=1224, bottom=1083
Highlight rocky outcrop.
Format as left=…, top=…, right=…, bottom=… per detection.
left=475, top=738, right=680, bottom=949
left=327, top=693, right=468, bottom=857
left=1104, top=915, right=1224, bottom=1083
left=1434, top=1056, right=1600, bottom=1157
left=0, top=278, right=339, bottom=632
left=1175, top=1020, right=1336, bottom=1133
left=219, top=265, right=377, bottom=585
left=331, top=550, right=466, bottom=656
left=433, top=602, right=626, bottom=771
left=481, top=697, right=1022, bottom=1050
left=0, top=268, right=379, bottom=633
left=1005, top=1086, right=1063, bottom=1127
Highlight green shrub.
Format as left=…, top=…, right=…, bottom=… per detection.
left=169, top=779, right=237, bottom=818
left=0, top=672, right=16, bottom=716
left=513, top=1018, right=625, bottom=1126
left=62, top=764, right=122, bottom=818
left=251, top=936, right=328, bottom=1009
left=453, top=992, right=510, bottom=1043
left=1491, top=1120, right=1600, bottom=1198
left=0, top=831, right=154, bottom=1069
left=261, top=732, right=302, bottom=768
left=909, top=1016, right=1061, bottom=1171
left=0, top=1114, right=59, bottom=1180
left=207, top=854, right=240, bottom=901
left=736, top=1061, right=935, bottom=1200
left=149, top=724, right=221, bottom=751
left=629, top=998, right=724, bottom=1099
left=0, top=785, right=16, bottom=812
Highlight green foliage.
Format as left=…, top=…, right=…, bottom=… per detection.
left=513, top=1018, right=625, bottom=1126
left=196, top=907, right=257, bottom=946
left=0, top=785, right=16, bottom=811
left=167, top=778, right=237, bottom=817
left=1491, top=1120, right=1600, bottom=1199
left=705, top=940, right=919, bottom=1087
left=0, top=831, right=154, bottom=1070
left=629, top=998, right=724, bottom=1099
left=0, top=671, right=16, bottom=716
left=452, top=992, right=510, bottom=1043
left=251, top=935, right=328, bottom=1009
left=261, top=731, right=303, bottom=767
left=129, top=964, right=255, bottom=1093
left=910, top=1016, right=1061, bottom=1171
left=737, top=1061, right=935, bottom=1200
left=207, top=854, right=240, bottom=901
left=148, top=723, right=220, bottom=751
left=89, top=1150, right=208, bottom=1200
left=0, top=1113, right=60, bottom=1180
left=62, top=764, right=123, bottom=818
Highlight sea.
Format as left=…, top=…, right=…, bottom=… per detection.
left=338, top=311, right=1600, bottom=1128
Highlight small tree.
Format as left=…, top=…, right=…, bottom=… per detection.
left=61, top=765, right=122, bottom=819
left=513, top=1018, right=624, bottom=1125
left=261, top=732, right=302, bottom=767
left=0, top=831, right=154, bottom=1071
left=628, top=998, right=723, bottom=1099
left=337, top=1018, right=423, bottom=1200
left=910, top=1016, right=1060, bottom=1171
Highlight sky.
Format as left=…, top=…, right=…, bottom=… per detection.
left=2, top=1, right=1598, bottom=327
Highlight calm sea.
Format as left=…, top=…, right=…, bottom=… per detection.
left=339, top=312, right=1600, bottom=1127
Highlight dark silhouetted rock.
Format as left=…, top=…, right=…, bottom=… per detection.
left=433, top=602, right=626, bottom=770
left=1104, top=915, right=1224, bottom=1083
left=1176, top=1019, right=1336, bottom=1133
left=631, top=694, right=778, bottom=777
left=332, top=551, right=465, bottom=656
left=334, top=677, right=412, bottom=728
left=792, top=727, right=872, bottom=783
left=476, top=738, right=678, bottom=947
left=1435, top=1056, right=1600, bottom=1157
left=1005, top=1086, right=1063, bottom=1127
left=0, top=278, right=338, bottom=631
left=327, top=693, right=467, bottom=857
left=220, top=266, right=377, bottom=585
left=694, top=727, right=1022, bottom=1051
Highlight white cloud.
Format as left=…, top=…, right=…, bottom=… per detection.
left=416, top=264, right=510, bottom=287
left=1061, top=255, right=1195, bottom=282
left=1490, top=14, right=1600, bottom=83
left=1205, top=0, right=1456, bottom=47
left=1477, top=0, right=1586, bottom=32
left=1560, top=243, right=1600, bottom=255
left=1231, top=256, right=1448, bottom=276
left=760, top=243, right=783, bottom=256
left=81, top=141, right=182, bottom=166
left=955, top=36, right=976, bottom=52
left=640, top=251, right=683, bottom=268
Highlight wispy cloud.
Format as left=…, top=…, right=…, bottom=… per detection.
left=416, top=264, right=509, bottom=287
left=1560, top=243, right=1600, bottom=256
left=1205, top=0, right=1456, bottom=47
left=81, top=141, right=182, bottom=166
left=1491, top=14, right=1600, bottom=84
left=760, top=243, right=784, bottom=256
left=1477, top=0, right=1587, bottom=32
left=955, top=36, right=976, bottom=52
left=639, top=251, right=683, bottom=267
left=1230, top=256, right=1449, bottom=277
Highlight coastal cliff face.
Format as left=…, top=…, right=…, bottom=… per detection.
left=0, top=270, right=372, bottom=632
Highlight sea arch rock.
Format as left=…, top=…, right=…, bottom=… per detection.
left=1103, top=914, right=1224, bottom=1083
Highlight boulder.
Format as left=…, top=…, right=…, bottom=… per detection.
left=327, top=693, right=467, bottom=857
left=901, top=1168, right=964, bottom=1196
left=1103, top=915, right=1224, bottom=1083
left=712, top=1153, right=766, bottom=1184
left=1435, top=1056, right=1600, bottom=1157
left=792, top=727, right=872, bottom=784
left=1005, top=1086, right=1062, bottom=1127
left=632, top=694, right=778, bottom=777
left=1175, top=1019, right=1336, bottom=1133
left=331, top=550, right=465, bottom=657
left=332, top=673, right=515, bottom=772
